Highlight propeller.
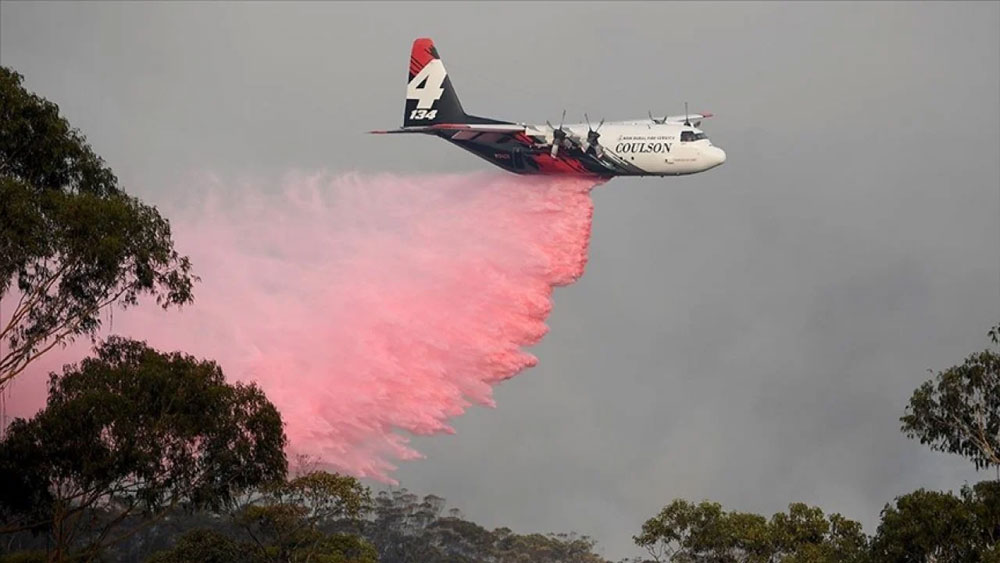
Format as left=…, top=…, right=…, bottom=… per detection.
left=546, top=109, right=569, bottom=158
left=584, top=113, right=605, bottom=158
left=649, top=110, right=666, bottom=124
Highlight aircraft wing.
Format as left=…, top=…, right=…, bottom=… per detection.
left=370, top=123, right=527, bottom=134
left=661, top=112, right=713, bottom=124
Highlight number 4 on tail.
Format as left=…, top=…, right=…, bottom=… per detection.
left=407, top=59, right=446, bottom=111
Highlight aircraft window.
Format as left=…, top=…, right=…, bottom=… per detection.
left=680, top=131, right=708, bottom=142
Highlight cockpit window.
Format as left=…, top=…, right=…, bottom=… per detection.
left=680, top=131, right=708, bottom=142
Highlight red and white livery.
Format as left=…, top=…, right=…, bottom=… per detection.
left=373, top=38, right=727, bottom=178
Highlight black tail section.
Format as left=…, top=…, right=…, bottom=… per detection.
left=404, top=38, right=508, bottom=128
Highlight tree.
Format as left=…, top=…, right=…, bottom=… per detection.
left=869, top=323, right=1000, bottom=562
left=234, top=471, right=376, bottom=562
left=0, top=337, right=287, bottom=561
left=491, top=529, right=606, bottom=563
left=145, top=529, right=246, bottom=563
left=901, top=324, right=1000, bottom=470
left=0, top=66, right=195, bottom=390
left=871, top=481, right=1000, bottom=562
left=360, top=488, right=607, bottom=563
left=147, top=470, right=380, bottom=563
left=632, top=499, right=868, bottom=563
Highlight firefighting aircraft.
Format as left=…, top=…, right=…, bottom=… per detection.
left=372, top=38, right=727, bottom=177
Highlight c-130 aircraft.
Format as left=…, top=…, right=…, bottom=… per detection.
left=372, top=38, right=727, bottom=178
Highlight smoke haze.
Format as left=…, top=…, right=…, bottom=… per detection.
left=3, top=3, right=997, bottom=558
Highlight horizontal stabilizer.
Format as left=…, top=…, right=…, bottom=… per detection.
left=370, top=123, right=526, bottom=135
left=369, top=128, right=427, bottom=134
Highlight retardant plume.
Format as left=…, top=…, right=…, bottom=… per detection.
left=7, top=172, right=600, bottom=482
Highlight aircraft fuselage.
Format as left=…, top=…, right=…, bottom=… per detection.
left=374, top=38, right=727, bottom=178
left=441, top=122, right=726, bottom=177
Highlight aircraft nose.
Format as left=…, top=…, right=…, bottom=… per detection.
left=706, top=146, right=727, bottom=167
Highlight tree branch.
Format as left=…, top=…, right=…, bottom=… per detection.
left=0, top=283, right=132, bottom=388
left=0, top=259, right=70, bottom=341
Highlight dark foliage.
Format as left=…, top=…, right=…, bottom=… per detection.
left=901, top=327, right=1000, bottom=470
left=631, top=500, right=868, bottom=563
left=901, top=349, right=1000, bottom=471
left=358, top=488, right=607, bottom=563
left=0, top=337, right=287, bottom=560
left=871, top=480, right=1000, bottom=562
left=0, top=66, right=196, bottom=389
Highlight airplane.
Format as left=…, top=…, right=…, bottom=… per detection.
left=372, top=38, right=727, bottom=178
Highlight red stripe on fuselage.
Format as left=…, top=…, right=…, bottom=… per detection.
left=530, top=154, right=591, bottom=175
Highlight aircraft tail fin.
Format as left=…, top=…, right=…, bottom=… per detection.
left=403, top=38, right=508, bottom=128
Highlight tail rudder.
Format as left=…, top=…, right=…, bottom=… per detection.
left=403, top=38, right=469, bottom=127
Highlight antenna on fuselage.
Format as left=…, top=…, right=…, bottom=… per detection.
left=684, top=102, right=691, bottom=127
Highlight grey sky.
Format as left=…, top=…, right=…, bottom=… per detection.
left=2, top=1, right=999, bottom=559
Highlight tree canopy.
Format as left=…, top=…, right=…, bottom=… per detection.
left=362, top=488, right=607, bottom=563
left=871, top=481, right=1000, bottom=562
left=106, top=485, right=605, bottom=563
left=632, top=499, right=868, bottom=563
left=0, top=337, right=287, bottom=560
left=0, top=66, right=195, bottom=389
left=901, top=327, right=1000, bottom=470
left=233, top=470, right=376, bottom=563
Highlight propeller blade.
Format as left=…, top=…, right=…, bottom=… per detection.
left=597, top=118, right=604, bottom=131
left=550, top=144, right=559, bottom=158
left=585, top=113, right=592, bottom=130
left=559, top=109, right=566, bottom=129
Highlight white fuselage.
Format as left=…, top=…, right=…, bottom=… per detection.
left=526, top=120, right=727, bottom=176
